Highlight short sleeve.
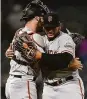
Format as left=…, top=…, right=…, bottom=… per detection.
left=58, top=35, right=75, bottom=57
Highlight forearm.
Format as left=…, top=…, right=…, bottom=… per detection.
left=35, top=51, right=73, bottom=70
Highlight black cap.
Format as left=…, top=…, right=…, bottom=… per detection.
left=43, top=13, right=60, bottom=28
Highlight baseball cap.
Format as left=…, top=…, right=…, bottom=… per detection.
left=43, top=13, right=60, bottom=28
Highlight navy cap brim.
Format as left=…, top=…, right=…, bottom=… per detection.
left=44, top=24, right=58, bottom=28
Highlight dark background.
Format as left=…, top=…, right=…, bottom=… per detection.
left=1, top=0, right=87, bottom=99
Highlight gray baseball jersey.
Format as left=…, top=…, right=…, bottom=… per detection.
left=42, top=31, right=84, bottom=99
left=5, top=27, right=44, bottom=99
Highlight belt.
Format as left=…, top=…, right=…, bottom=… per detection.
left=10, top=75, right=36, bottom=81
left=10, top=74, right=22, bottom=78
left=13, top=75, right=22, bottom=78
left=45, top=76, right=74, bottom=86
left=12, top=56, right=29, bottom=66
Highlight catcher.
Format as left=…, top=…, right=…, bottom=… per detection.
left=11, top=13, right=84, bottom=99
left=5, top=0, right=50, bottom=99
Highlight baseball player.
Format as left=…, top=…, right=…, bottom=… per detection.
left=5, top=1, right=50, bottom=99
left=33, top=13, right=84, bottom=99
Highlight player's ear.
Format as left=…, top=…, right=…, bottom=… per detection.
left=40, top=17, right=44, bottom=23
left=34, top=16, right=40, bottom=21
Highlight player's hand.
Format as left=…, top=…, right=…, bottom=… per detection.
left=5, top=44, right=14, bottom=59
left=68, top=58, right=83, bottom=70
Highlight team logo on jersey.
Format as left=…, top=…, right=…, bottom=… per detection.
left=64, top=42, right=74, bottom=49
left=48, top=16, right=52, bottom=22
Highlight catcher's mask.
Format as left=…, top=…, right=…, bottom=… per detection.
left=20, top=0, right=51, bottom=22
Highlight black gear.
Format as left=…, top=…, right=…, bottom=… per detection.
left=20, top=0, right=51, bottom=21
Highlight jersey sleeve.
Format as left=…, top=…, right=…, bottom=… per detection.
left=58, top=35, right=75, bottom=57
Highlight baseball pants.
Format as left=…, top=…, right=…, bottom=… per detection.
left=5, top=75, right=37, bottom=99
left=42, top=77, right=84, bottom=99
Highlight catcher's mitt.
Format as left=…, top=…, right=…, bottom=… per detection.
left=13, top=32, right=38, bottom=65
left=69, top=33, right=85, bottom=47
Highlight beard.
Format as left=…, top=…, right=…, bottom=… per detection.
left=36, top=18, right=44, bottom=32
left=36, top=26, right=43, bottom=32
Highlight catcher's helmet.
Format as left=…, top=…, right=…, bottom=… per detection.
left=20, top=0, right=51, bottom=21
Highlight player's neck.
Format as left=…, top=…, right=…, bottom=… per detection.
left=25, top=19, right=38, bottom=32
